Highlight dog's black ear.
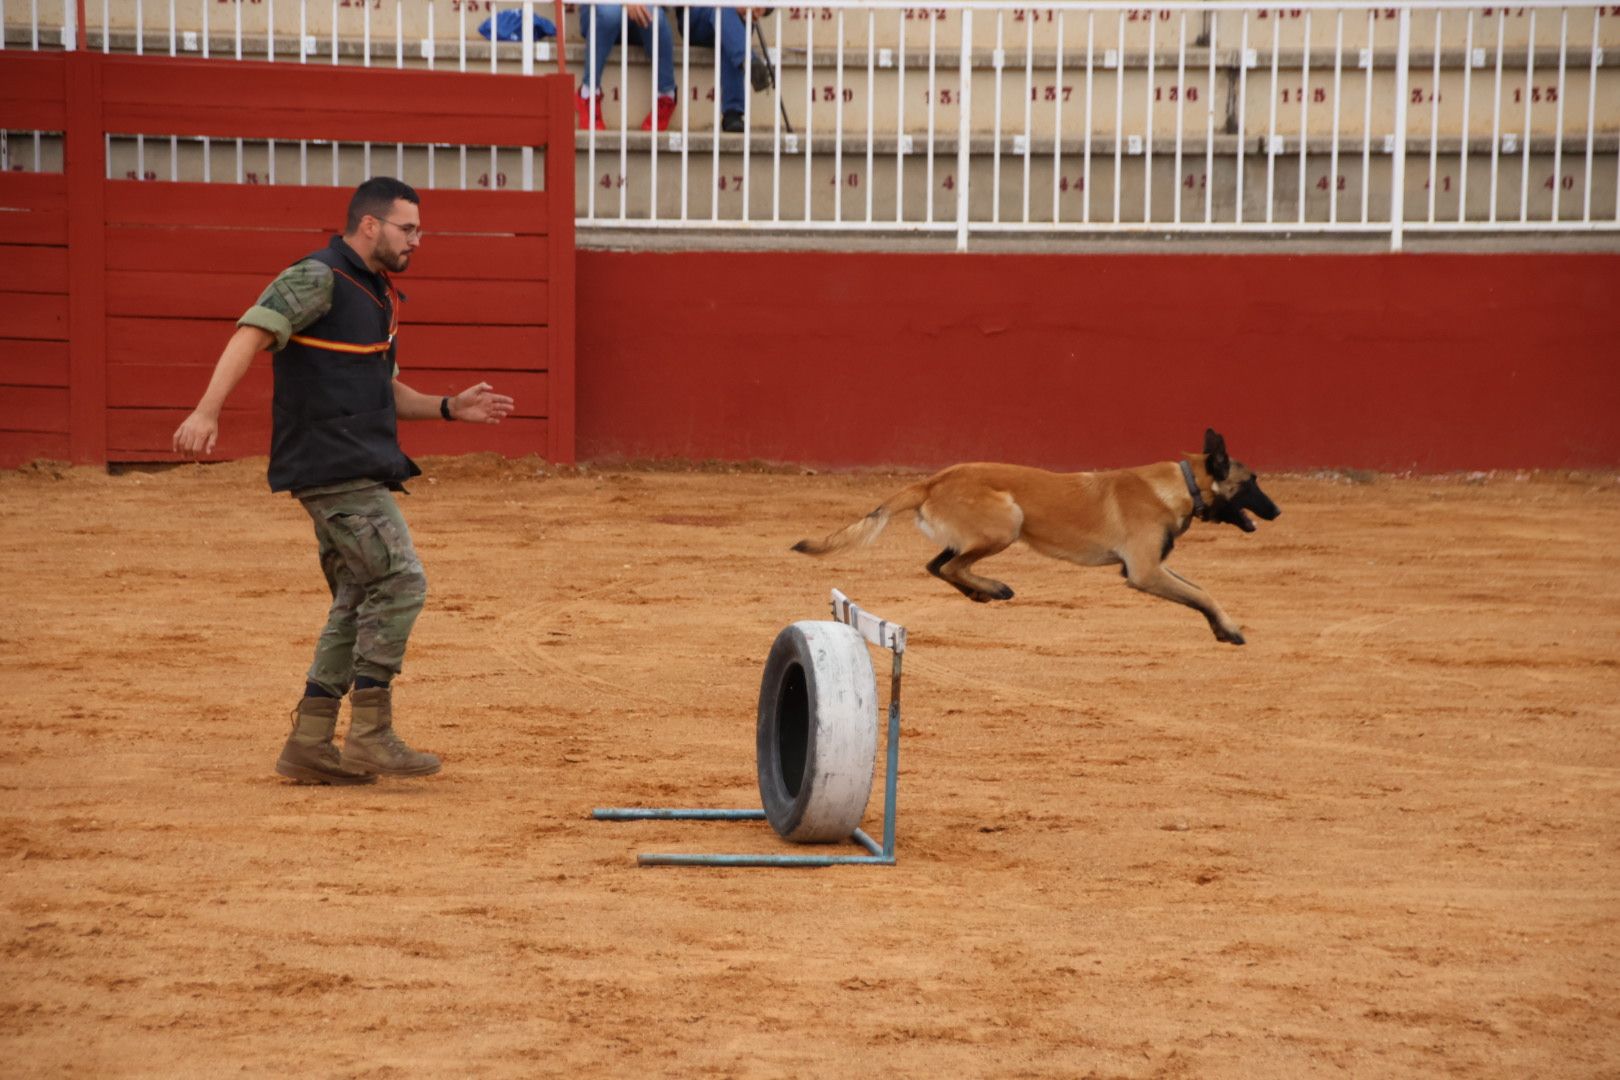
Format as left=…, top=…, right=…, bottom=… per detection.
left=1204, top=428, right=1230, bottom=481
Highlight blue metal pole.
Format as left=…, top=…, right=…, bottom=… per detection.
left=637, top=851, right=896, bottom=868
left=593, top=808, right=766, bottom=821
left=881, top=651, right=902, bottom=859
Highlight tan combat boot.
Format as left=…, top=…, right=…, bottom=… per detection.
left=341, top=687, right=442, bottom=778
left=276, top=697, right=378, bottom=785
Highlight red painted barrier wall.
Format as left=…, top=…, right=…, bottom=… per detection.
left=576, top=251, right=1619, bottom=472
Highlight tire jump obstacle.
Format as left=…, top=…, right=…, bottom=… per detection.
left=593, top=590, right=906, bottom=868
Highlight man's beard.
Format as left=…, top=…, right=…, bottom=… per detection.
left=378, top=245, right=412, bottom=273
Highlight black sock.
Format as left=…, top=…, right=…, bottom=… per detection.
left=304, top=681, right=340, bottom=699
left=354, top=676, right=390, bottom=691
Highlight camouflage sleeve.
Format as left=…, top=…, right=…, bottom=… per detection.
left=236, top=259, right=335, bottom=351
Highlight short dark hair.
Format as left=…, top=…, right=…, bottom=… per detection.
left=345, top=176, right=420, bottom=233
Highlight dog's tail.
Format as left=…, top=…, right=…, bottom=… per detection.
left=792, top=482, right=929, bottom=557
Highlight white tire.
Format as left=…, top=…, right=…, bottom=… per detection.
left=756, top=621, right=878, bottom=843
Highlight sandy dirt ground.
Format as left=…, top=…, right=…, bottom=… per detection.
left=2, top=457, right=1617, bottom=1078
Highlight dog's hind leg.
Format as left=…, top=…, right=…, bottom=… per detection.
left=935, top=545, right=1017, bottom=603
left=1119, top=541, right=1245, bottom=644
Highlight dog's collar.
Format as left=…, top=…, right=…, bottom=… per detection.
left=1179, top=459, right=1208, bottom=519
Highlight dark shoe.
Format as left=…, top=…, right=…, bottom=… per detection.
left=721, top=110, right=745, bottom=133
left=342, top=687, right=442, bottom=778
left=276, top=697, right=378, bottom=785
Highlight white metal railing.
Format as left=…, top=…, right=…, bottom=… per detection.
left=3, top=0, right=1617, bottom=249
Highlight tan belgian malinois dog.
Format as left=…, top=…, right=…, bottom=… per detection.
left=793, top=429, right=1280, bottom=645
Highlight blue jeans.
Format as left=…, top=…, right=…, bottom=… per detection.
left=681, top=7, right=750, bottom=116
left=579, top=4, right=675, bottom=96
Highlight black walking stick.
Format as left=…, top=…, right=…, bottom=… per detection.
left=750, top=17, right=794, bottom=136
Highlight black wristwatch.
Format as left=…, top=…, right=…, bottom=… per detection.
left=440, top=396, right=453, bottom=421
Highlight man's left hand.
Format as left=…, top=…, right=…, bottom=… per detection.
left=451, top=382, right=516, bottom=424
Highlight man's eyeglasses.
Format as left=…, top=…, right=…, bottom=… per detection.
left=378, top=218, right=424, bottom=240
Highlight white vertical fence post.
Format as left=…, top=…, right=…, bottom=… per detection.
left=1390, top=6, right=1412, bottom=250
left=956, top=8, right=972, bottom=251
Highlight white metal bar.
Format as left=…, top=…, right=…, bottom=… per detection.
left=867, top=9, right=876, bottom=223
left=1585, top=7, right=1599, bottom=222
left=713, top=5, right=722, bottom=223
left=459, top=0, right=468, bottom=195
left=772, top=9, right=781, bottom=223
left=1113, top=13, right=1123, bottom=223
left=1236, top=10, right=1248, bottom=224
left=1052, top=11, right=1066, bottom=222
left=1520, top=9, right=1535, bottom=222
left=680, top=7, right=689, bottom=223
left=1458, top=9, right=1472, bottom=223
left=1082, top=9, right=1095, bottom=225
left=651, top=7, right=661, bottom=220
left=1427, top=10, right=1440, bottom=223
left=1206, top=13, right=1216, bottom=223
left=518, top=0, right=536, bottom=196
left=1360, top=10, right=1372, bottom=224
left=1390, top=6, right=1411, bottom=250
left=1299, top=11, right=1310, bottom=224
left=835, top=9, right=846, bottom=224
left=925, top=14, right=936, bottom=224
left=425, top=1, right=433, bottom=188
left=618, top=6, right=627, bottom=221
left=1144, top=13, right=1155, bottom=222
left=578, top=216, right=1620, bottom=234
left=135, top=0, right=143, bottom=53
left=896, top=10, right=906, bottom=223
left=266, top=0, right=273, bottom=60
left=1550, top=7, right=1566, bottom=223
left=1024, top=12, right=1035, bottom=223
left=956, top=8, right=972, bottom=248
left=806, top=8, right=816, bottom=223
left=1330, top=10, right=1342, bottom=223
left=233, top=0, right=240, bottom=59
left=742, top=10, right=754, bottom=222
left=1489, top=9, right=1503, bottom=222
left=1265, top=14, right=1278, bottom=224
left=1175, top=13, right=1186, bottom=226
left=991, top=10, right=1002, bottom=225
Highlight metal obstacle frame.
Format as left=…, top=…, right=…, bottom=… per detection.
left=592, top=589, right=906, bottom=867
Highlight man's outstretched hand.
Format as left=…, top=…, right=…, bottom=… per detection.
left=450, top=382, right=516, bottom=424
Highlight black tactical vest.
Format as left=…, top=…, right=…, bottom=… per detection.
left=267, top=237, right=421, bottom=494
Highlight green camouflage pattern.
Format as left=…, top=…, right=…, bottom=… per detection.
left=299, top=483, right=427, bottom=695
left=237, top=258, right=334, bottom=351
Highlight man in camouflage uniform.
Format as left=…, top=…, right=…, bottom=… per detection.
left=173, top=177, right=514, bottom=786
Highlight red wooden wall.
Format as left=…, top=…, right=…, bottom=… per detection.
left=575, top=250, right=1620, bottom=472
left=0, top=50, right=575, bottom=469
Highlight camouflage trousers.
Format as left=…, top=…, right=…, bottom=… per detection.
left=299, top=484, right=427, bottom=696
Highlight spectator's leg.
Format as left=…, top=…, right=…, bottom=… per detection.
left=580, top=3, right=626, bottom=95
left=629, top=10, right=678, bottom=130
left=650, top=8, right=676, bottom=97
left=717, top=8, right=748, bottom=117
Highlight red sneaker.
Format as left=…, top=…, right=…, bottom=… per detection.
left=640, top=94, right=678, bottom=132
left=574, top=89, right=606, bottom=132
